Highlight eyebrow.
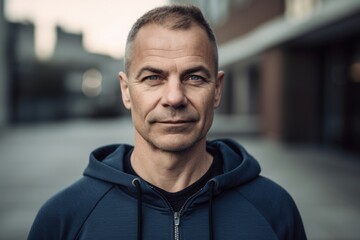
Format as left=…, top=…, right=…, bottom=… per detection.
left=180, top=66, right=212, bottom=79
left=135, top=65, right=212, bottom=80
left=135, top=67, right=167, bottom=79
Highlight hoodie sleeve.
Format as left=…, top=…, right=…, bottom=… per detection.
left=28, top=177, right=113, bottom=240
left=239, top=176, right=307, bottom=240
left=28, top=196, right=67, bottom=240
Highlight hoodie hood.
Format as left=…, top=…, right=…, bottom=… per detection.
left=84, top=139, right=261, bottom=197
left=207, top=139, right=261, bottom=192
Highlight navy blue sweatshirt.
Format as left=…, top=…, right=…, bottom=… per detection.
left=28, top=139, right=307, bottom=240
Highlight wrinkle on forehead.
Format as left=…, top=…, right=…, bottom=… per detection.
left=129, top=24, right=215, bottom=75
left=136, top=42, right=212, bottom=59
left=141, top=50, right=209, bottom=61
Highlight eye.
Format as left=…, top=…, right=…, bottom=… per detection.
left=141, top=75, right=164, bottom=86
left=188, top=75, right=203, bottom=81
left=144, top=75, right=161, bottom=81
left=185, top=74, right=208, bottom=85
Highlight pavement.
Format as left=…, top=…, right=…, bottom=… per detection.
left=0, top=117, right=359, bottom=240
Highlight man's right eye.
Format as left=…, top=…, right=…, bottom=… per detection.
left=141, top=75, right=164, bottom=86
left=144, top=75, right=161, bottom=81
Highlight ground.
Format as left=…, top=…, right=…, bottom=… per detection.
left=0, top=117, right=359, bottom=240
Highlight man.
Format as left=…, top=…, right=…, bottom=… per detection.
left=28, top=5, right=307, bottom=240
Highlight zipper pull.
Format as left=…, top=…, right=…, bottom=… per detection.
left=174, top=212, right=180, bottom=226
left=174, top=212, right=181, bottom=240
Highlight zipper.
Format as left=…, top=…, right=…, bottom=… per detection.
left=148, top=184, right=207, bottom=240
left=174, top=212, right=180, bottom=240
left=172, top=188, right=204, bottom=240
left=148, top=185, right=182, bottom=240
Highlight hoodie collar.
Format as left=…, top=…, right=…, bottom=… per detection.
left=207, top=139, right=261, bottom=192
left=83, top=139, right=261, bottom=205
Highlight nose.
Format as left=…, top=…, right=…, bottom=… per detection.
left=161, top=79, right=187, bottom=109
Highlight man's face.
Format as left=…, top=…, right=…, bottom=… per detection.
left=119, top=24, right=224, bottom=152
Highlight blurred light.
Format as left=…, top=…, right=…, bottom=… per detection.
left=82, top=69, right=102, bottom=98
left=285, top=0, right=320, bottom=20
left=350, top=62, right=360, bottom=83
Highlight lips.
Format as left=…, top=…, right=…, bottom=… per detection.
left=147, top=111, right=200, bottom=124
left=156, top=120, right=196, bottom=133
left=158, top=120, right=195, bottom=124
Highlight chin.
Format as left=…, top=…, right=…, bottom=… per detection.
left=158, top=144, right=192, bottom=153
left=150, top=135, right=204, bottom=153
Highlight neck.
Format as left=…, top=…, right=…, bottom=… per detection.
left=131, top=137, right=212, bottom=193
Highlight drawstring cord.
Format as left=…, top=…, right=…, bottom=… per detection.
left=208, top=180, right=216, bottom=240
left=132, top=178, right=143, bottom=240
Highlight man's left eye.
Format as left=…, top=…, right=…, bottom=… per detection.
left=188, top=75, right=204, bottom=81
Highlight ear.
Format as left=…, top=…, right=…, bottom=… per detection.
left=119, top=71, right=131, bottom=110
left=214, top=71, right=225, bottom=108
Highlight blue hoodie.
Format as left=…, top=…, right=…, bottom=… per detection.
left=28, top=139, right=307, bottom=240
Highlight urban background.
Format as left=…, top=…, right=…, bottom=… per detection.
left=1, top=0, right=360, bottom=239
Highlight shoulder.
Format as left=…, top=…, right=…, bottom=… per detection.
left=240, top=176, right=294, bottom=203
left=28, top=177, right=114, bottom=240
left=41, top=176, right=114, bottom=215
left=234, top=176, right=298, bottom=220
left=236, top=176, right=307, bottom=239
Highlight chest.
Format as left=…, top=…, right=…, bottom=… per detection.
left=76, top=200, right=278, bottom=240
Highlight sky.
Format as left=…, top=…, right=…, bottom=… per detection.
left=4, top=0, right=168, bottom=59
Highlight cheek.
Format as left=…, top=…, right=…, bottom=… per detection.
left=129, top=88, right=157, bottom=120
left=192, top=92, right=216, bottom=117
left=203, top=94, right=217, bottom=121
left=131, top=99, right=146, bottom=119
left=201, top=88, right=216, bottom=106
left=128, top=89, right=144, bottom=115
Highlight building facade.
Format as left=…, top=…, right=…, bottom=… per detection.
left=5, top=22, right=125, bottom=124
left=174, top=0, right=360, bottom=153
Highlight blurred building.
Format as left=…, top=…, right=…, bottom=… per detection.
left=173, top=0, right=360, bottom=154
left=0, top=0, right=8, bottom=129
left=4, top=20, right=125, bottom=124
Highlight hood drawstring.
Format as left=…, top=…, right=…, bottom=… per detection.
left=208, top=180, right=216, bottom=240
left=132, top=178, right=143, bottom=240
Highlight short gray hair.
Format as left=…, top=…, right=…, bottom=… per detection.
left=124, top=5, right=218, bottom=76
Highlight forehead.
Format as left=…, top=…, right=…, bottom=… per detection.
left=129, top=24, right=215, bottom=74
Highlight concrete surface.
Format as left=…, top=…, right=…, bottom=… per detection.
left=0, top=118, right=359, bottom=240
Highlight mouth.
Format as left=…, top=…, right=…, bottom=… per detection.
left=156, top=120, right=196, bottom=133
left=158, top=120, right=195, bottom=124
